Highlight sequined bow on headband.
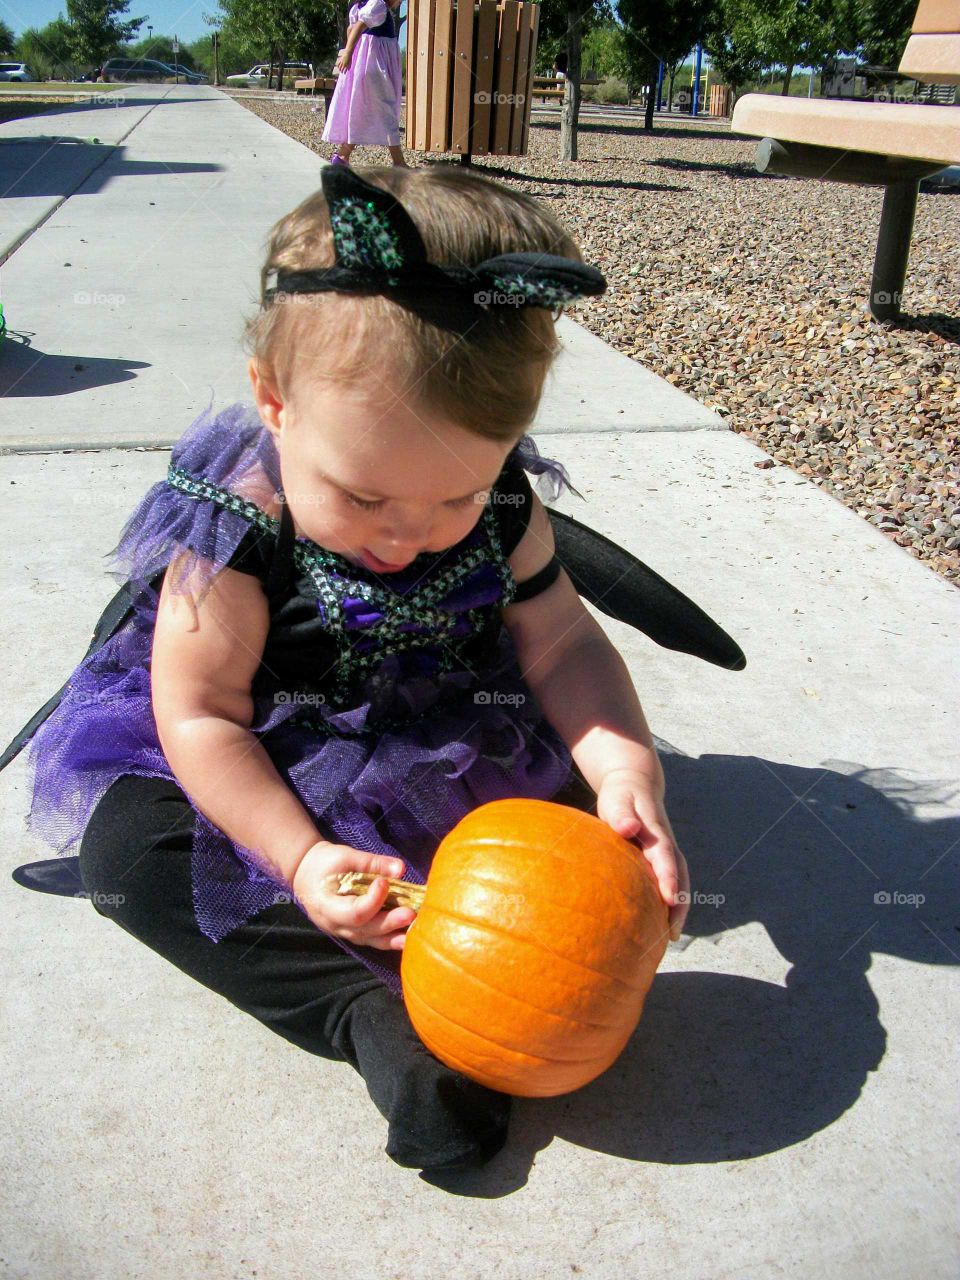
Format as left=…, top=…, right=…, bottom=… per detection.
left=263, top=163, right=607, bottom=337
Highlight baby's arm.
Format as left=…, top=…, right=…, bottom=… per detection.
left=502, top=494, right=690, bottom=939
left=151, top=557, right=414, bottom=949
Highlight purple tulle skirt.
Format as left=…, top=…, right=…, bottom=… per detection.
left=21, top=400, right=582, bottom=995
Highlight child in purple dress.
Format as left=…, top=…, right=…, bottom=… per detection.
left=6, top=164, right=692, bottom=1173
left=322, top=0, right=408, bottom=166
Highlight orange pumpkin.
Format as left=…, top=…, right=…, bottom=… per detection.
left=399, top=798, right=669, bottom=1097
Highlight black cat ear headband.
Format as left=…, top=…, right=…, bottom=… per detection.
left=263, top=163, right=607, bottom=338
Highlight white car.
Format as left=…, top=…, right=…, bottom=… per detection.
left=0, top=62, right=34, bottom=82
left=225, top=62, right=313, bottom=87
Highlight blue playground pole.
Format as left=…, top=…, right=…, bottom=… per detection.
left=692, top=43, right=703, bottom=116
left=655, top=60, right=664, bottom=111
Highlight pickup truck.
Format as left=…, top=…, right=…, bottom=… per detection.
left=225, top=62, right=314, bottom=87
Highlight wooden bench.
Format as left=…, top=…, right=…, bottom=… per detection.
left=532, top=75, right=564, bottom=102
left=294, top=76, right=339, bottom=109
left=731, top=0, right=960, bottom=321
left=530, top=74, right=606, bottom=103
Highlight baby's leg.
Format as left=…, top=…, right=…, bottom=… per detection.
left=78, top=774, right=511, bottom=1170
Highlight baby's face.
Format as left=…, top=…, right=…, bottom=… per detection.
left=253, top=367, right=518, bottom=573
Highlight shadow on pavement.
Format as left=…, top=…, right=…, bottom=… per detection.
left=422, top=748, right=958, bottom=1197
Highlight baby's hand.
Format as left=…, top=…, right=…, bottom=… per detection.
left=291, top=842, right=416, bottom=951
left=596, top=770, right=690, bottom=942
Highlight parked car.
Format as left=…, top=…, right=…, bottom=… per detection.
left=97, top=58, right=179, bottom=83
left=157, top=62, right=209, bottom=84
left=225, top=62, right=314, bottom=87
left=0, top=62, right=34, bottom=82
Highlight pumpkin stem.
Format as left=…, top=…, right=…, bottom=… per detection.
left=336, top=871, right=427, bottom=913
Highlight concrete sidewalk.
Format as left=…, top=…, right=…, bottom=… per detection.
left=0, top=85, right=719, bottom=445
left=1, top=85, right=957, bottom=1280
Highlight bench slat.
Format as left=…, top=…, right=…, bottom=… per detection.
left=731, top=95, right=960, bottom=164
left=913, top=0, right=960, bottom=34
left=899, top=32, right=960, bottom=81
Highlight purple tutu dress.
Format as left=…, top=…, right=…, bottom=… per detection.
left=20, top=401, right=581, bottom=994
left=322, top=0, right=403, bottom=148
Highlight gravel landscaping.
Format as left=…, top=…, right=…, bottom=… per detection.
left=237, top=97, right=960, bottom=586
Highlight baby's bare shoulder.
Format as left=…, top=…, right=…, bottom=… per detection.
left=231, top=464, right=283, bottom=520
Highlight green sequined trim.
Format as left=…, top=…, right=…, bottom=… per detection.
left=164, top=463, right=518, bottom=710
left=331, top=196, right=405, bottom=277
left=488, top=272, right=571, bottom=306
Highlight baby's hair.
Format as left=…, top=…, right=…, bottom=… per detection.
left=242, top=166, right=584, bottom=442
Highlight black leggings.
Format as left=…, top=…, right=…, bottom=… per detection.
left=78, top=769, right=595, bottom=1170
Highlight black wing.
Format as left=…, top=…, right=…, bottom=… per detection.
left=548, top=509, right=746, bottom=672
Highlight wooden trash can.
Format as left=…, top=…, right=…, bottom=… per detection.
left=406, top=0, right=541, bottom=159
left=708, top=84, right=731, bottom=118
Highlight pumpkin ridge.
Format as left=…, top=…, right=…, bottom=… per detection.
left=435, top=860, right=665, bottom=962
left=406, top=934, right=617, bottom=1057
left=460, top=813, right=636, bottom=872
left=429, top=868, right=664, bottom=959
left=418, top=905, right=652, bottom=1001
left=463, top=804, right=652, bottom=865
left=402, top=985, right=564, bottom=1090
left=404, top=977, right=550, bottom=1065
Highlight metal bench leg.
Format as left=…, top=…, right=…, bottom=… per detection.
left=752, top=141, right=941, bottom=325
left=870, top=179, right=919, bottom=322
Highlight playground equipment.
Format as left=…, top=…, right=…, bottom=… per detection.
left=656, top=45, right=708, bottom=116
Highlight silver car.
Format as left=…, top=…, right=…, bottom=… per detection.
left=0, top=62, right=34, bottom=82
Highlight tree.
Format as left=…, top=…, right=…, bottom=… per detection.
left=750, top=0, right=859, bottom=94
left=0, top=20, right=14, bottom=55
left=579, top=20, right=624, bottom=79
left=703, top=0, right=764, bottom=106
left=66, top=0, right=144, bottom=67
left=210, top=0, right=339, bottom=87
left=537, top=0, right=615, bottom=160
left=15, top=20, right=78, bottom=80
left=856, top=0, right=916, bottom=69
left=617, top=0, right=715, bottom=130
left=191, top=28, right=263, bottom=79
